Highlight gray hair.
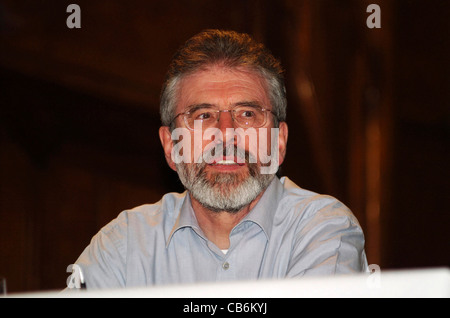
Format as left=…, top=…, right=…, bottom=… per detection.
left=160, top=29, right=287, bottom=129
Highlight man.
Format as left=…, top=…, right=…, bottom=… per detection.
left=68, top=29, right=368, bottom=289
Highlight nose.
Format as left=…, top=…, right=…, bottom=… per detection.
left=217, top=110, right=237, bottom=146
left=217, top=110, right=234, bottom=129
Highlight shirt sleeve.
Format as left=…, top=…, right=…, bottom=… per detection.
left=73, top=217, right=128, bottom=289
left=286, top=198, right=368, bottom=277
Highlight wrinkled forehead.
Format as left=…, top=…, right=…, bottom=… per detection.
left=176, top=65, right=271, bottom=113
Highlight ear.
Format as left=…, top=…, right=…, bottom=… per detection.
left=159, top=126, right=177, bottom=172
left=277, top=122, right=288, bottom=166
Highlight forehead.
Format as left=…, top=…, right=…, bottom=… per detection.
left=176, top=65, right=270, bottom=112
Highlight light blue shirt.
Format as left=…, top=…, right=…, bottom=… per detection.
left=72, top=177, right=368, bottom=289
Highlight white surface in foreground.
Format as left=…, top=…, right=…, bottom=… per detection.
left=10, top=267, right=449, bottom=298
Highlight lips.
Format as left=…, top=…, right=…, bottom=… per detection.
left=210, top=159, right=245, bottom=166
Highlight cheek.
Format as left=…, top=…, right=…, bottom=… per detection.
left=192, top=129, right=222, bottom=163
left=178, top=128, right=277, bottom=164
left=257, top=128, right=272, bottom=157
left=255, top=128, right=279, bottom=165
left=170, top=130, right=199, bottom=164
left=233, top=128, right=272, bottom=162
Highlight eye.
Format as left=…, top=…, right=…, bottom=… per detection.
left=239, top=110, right=256, bottom=118
left=192, top=109, right=214, bottom=120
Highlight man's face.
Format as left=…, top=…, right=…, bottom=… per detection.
left=159, top=65, right=288, bottom=212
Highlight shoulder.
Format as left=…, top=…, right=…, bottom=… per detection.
left=277, top=178, right=367, bottom=275
left=99, top=191, right=187, bottom=237
left=278, top=177, right=360, bottom=226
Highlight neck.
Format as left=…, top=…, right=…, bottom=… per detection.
left=190, top=191, right=264, bottom=249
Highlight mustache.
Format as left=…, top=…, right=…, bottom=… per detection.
left=191, top=143, right=259, bottom=179
left=202, top=143, right=256, bottom=164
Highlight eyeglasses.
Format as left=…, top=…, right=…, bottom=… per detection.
left=171, top=104, right=277, bottom=130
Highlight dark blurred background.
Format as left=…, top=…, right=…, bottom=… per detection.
left=0, top=0, right=448, bottom=292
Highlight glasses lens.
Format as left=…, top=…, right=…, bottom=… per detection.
left=233, top=106, right=265, bottom=128
left=184, top=106, right=268, bottom=129
left=185, top=108, right=219, bottom=129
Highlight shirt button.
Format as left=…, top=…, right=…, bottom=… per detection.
left=222, top=262, right=230, bottom=270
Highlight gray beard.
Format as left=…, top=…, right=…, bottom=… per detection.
left=175, top=146, right=275, bottom=213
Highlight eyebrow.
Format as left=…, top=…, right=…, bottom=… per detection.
left=185, top=103, right=215, bottom=113
left=185, top=101, right=263, bottom=113
left=234, top=101, right=263, bottom=108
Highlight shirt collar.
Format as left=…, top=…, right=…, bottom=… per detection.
left=239, top=176, right=283, bottom=240
left=166, top=176, right=284, bottom=247
left=166, top=194, right=201, bottom=247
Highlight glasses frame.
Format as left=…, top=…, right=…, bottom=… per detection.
left=170, top=106, right=278, bottom=130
